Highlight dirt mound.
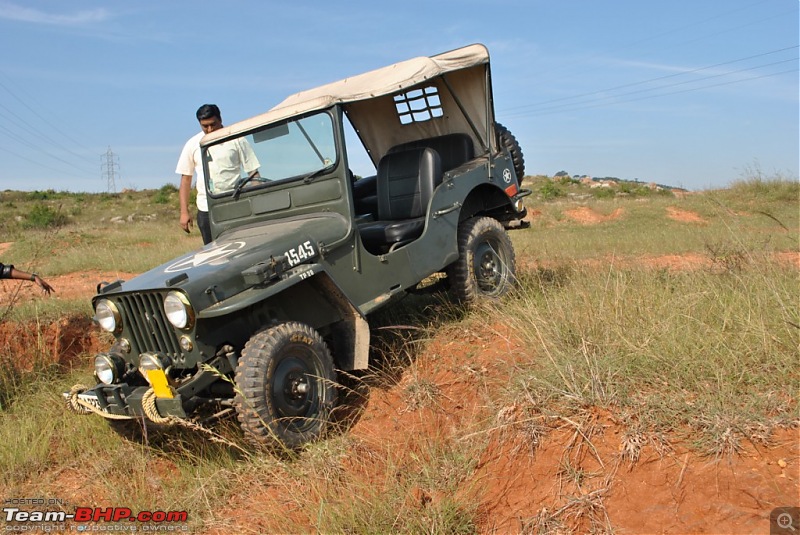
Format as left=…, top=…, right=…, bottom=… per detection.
left=347, top=327, right=798, bottom=534
left=199, top=322, right=798, bottom=534
left=564, top=206, right=624, bottom=224
left=0, top=270, right=132, bottom=369
left=476, top=411, right=797, bottom=533
left=666, top=206, right=707, bottom=223
left=523, top=209, right=542, bottom=222
left=0, top=315, right=103, bottom=369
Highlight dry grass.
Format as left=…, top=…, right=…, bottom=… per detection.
left=0, top=176, right=797, bottom=532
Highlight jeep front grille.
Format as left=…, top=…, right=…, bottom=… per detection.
left=117, top=293, right=181, bottom=358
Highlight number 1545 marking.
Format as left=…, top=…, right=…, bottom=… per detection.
left=284, top=240, right=315, bottom=267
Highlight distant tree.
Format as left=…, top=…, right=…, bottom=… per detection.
left=554, top=170, right=569, bottom=178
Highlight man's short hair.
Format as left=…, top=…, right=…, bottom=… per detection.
left=196, top=104, right=221, bottom=121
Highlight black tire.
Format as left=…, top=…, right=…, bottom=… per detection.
left=496, top=122, right=525, bottom=181
left=447, top=217, right=516, bottom=303
left=234, top=322, right=337, bottom=449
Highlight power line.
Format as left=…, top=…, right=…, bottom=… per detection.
left=0, top=70, right=99, bottom=154
left=0, top=144, right=88, bottom=180
left=523, top=0, right=787, bottom=87
left=0, top=102, right=97, bottom=175
left=502, top=45, right=798, bottom=114
left=0, top=121, right=95, bottom=177
left=504, top=67, right=797, bottom=119
left=0, top=69, right=101, bottom=180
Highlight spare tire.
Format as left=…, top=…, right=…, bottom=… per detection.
left=495, top=122, right=525, bottom=181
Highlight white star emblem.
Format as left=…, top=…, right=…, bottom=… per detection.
left=165, top=241, right=246, bottom=273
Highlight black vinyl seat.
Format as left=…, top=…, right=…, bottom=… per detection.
left=387, top=133, right=474, bottom=173
left=359, top=147, right=442, bottom=253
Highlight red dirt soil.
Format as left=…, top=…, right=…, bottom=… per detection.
left=3, top=265, right=798, bottom=534
left=0, top=270, right=134, bottom=369
left=200, top=324, right=799, bottom=534
left=563, top=206, right=624, bottom=224
left=0, top=269, right=138, bottom=304
left=666, top=206, right=708, bottom=224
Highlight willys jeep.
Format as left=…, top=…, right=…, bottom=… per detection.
left=66, top=43, right=530, bottom=448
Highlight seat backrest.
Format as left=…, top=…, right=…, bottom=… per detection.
left=376, top=147, right=442, bottom=221
left=388, top=133, right=474, bottom=172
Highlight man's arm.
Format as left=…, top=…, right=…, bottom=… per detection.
left=179, top=174, right=194, bottom=233
left=238, top=138, right=261, bottom=179
left=0, top=263, right=54, bottom=294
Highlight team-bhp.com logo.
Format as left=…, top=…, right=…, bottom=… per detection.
left=4, top=505, right=189, bottom=531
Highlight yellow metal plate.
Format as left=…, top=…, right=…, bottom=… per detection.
left=147, top=369, right=174, bottom=399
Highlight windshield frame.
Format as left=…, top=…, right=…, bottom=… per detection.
left=202, top=109, right=340, bottom=200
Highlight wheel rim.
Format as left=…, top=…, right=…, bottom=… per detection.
left=270, top=346, right=322, bottom=433
left=472, top=238, right=508, bottom=295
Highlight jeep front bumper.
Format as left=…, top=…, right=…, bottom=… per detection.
left=64, top=383, right=187, bottom=420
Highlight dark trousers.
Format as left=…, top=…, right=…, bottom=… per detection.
left=197, top=210, right=213, bottom=245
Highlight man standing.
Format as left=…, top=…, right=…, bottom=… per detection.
left=176, top=104, right=259, bottom=245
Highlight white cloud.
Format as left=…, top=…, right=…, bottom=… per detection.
left=0, top=2, right=110, bottom=26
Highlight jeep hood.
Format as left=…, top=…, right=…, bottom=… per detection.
left=101, top=213, right=349, bottom=309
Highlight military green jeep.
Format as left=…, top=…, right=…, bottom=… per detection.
left=66, top=43, right=530, bottom=448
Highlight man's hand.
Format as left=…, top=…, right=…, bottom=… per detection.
left=32, top=274, right=55, bottom=296
left=180, top=212, right=194, bottom=234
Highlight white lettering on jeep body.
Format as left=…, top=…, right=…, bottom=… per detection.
left=283, top=240, right=315, bottom=267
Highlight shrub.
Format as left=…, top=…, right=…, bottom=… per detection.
left=591, top=187, right=615, bottom=199
left=153, top=184, right=178, bottom=205
left=539, top=181, right=565, bottom=201
left=23, top=204, right=68, bottom=229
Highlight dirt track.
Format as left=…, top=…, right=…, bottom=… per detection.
left=1, top=250, right=798, bottom=533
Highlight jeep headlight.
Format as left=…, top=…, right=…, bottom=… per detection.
left=139, top=353, right=169, bottom=383
left=95, top=299, right=121, bottom=333
left=95, top=354, right=124, bottom=384
left=164, top=291, right=194, bottom=330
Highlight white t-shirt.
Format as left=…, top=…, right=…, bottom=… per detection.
left=175, top=133, right=260, bottom=212
left=206, top=137, right=260, bottom=194
left=175, top=131, right=208, bottom=211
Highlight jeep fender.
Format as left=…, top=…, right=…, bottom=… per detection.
left=458, top=183, right=515, bottom=222
left=197, top=264, right=369, bottom=370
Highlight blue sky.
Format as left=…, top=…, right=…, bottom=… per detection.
left=0, top=0, right=796, bottom=192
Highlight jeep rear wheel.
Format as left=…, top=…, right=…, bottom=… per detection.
left=234, top=322, right=337, bottom=449
left=448, top=217, right=516, bottom=303
left=496, top=122, right=525, bottom=181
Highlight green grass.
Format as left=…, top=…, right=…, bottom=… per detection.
left=514, top=178, right=798, bottom=260
left=1, top=187, right=198, bottom=277
left=0, top=174, right=797, bottom=532
left=494, top=255, right=798, bottom=455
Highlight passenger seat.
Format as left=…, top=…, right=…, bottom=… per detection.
left=358, top=147, right=442, bottom=253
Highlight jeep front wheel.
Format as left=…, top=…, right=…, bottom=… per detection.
left=234, top=322, right=337, bottom=449
left=448, top=217, right=516, bottom=303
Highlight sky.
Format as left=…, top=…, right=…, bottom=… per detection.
left=0, top=0, right=796, bottom=193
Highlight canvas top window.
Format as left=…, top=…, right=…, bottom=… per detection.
left=394, top=86, right=443, bottom=125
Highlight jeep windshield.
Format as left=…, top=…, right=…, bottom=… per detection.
left=203, top=111, right=337, bottom=197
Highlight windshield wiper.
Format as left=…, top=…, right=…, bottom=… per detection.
left=231, top=174, right=263, bottom=199
left=302, top=164, right=333, bottom=184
